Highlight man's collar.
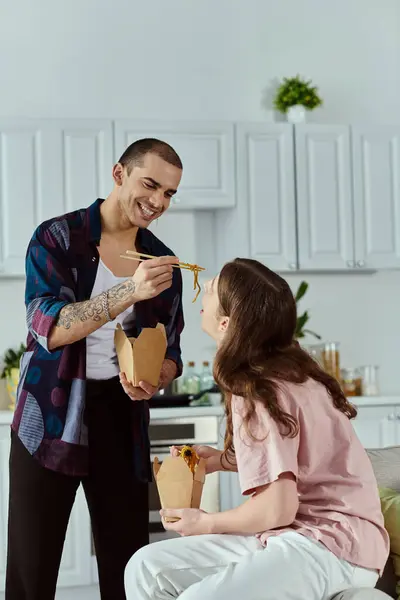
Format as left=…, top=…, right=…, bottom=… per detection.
left=84, top=198, right=154, bottom=252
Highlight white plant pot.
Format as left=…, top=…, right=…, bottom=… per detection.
left=287, top=104, right=306, bottom=124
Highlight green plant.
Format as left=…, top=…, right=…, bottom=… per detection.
left=274, top=75, right=323, bottom=113
left=1, top=344, right=26, bottom=379
left=294, top=281, right=321, bottom=340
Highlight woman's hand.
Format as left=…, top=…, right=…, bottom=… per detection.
left=170, top=445, right=223, bottom=474
left=160, top=508, right=212, bottom=536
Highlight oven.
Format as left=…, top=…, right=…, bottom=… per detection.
left=148, top=415, right=221, bottom=542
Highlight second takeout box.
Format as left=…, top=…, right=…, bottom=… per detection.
left=153, top=455, right=206, bottom=522
left=114, top=322, right=167, bottom=387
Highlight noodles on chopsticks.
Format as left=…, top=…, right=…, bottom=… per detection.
left=120, top=250, right=205, bottom=302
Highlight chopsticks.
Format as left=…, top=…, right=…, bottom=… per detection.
left=119, top=250, right=205, bottom=302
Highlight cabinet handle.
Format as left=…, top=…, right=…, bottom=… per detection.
left=346, top=261, right=355, bottom=268
left=288, top=263, right=296, bottom=270
left=357, top=260, right=365, bottom=268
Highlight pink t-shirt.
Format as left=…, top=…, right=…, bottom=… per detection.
left=232, top=379, right=390, bottom=573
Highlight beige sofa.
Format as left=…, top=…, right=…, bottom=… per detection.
left=333, top=447, right=399, bottom=600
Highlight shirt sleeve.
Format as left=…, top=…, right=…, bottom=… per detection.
left=164, top=268, right=184, bottom=377
left=25, top=223, right=76, bottom=352
left=233, top=393, right=299, bottom=495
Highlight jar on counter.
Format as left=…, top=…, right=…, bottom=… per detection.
left=341, top=368, right=362, bottom=397
left=307, top=345, right=324, bottom=368
left=321, top=342, right=341, bottom=381
left=359, top=365, right=380, bottom=396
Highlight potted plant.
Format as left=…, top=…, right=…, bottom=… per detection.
left=1, top=343, right=26, bottom=410
left=274, top=75, right=323, bottom=124
left=294, top=281, right=321, bottom=341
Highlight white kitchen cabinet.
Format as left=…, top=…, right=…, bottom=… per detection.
left=0, top=427, right=9, bottom=592
left=114, top=120, right=235, bottom=210
left=352, top=405, right=400, bottom=449
left=0, top=425, right=92, bottom=592
left=234, top=123, right=297, bottom=271
left=352, top=126, right=400, bottom=269
left=0, top=119, right=113, bottom=276
left=295, top=124, right=354, bottom=270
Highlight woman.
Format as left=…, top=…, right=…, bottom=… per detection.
left=125, top=258, right=389, bottom=600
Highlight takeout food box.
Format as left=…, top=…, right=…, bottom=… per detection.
left=114, top=322, right=167, bottom=387
left=153, top=455, right=206, bottom=522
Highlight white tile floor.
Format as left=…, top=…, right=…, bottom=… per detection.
left=0, top=585, right=100, bottom=600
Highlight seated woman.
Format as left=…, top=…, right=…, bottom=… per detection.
left=125, top=258, right=389, bottom=600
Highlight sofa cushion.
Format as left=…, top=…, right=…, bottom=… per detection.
left=366, top=447, right=400, bottom=599
left=379, top=488, right=400, bottom=599
left=333, top=590, right=392, bottom=599
left=367, top=448, right=400, bottom=493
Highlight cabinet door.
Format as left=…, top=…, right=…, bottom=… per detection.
left=0, top=427, right=10, bottom=593
left=352, top=405, right=398, bottom=449
left=0, top=120, right=48, bottom=276
left=114, top=120, right=235, bottom=210
left=296, top=125, right=354, bottom=270
left=0, top=119, right=113, bottom=276
left=352, top=126, right=400, bottom=269
left=235, top=123, right=297, bottom=271
left=57, top=487, right=92, bottom=588
left=42, top=120, right=113, bottom=218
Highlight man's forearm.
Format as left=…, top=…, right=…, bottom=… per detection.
left=47, top=279, right=137, bottom=350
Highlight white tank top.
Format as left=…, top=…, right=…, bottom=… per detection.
left=86, top=259, right=135, bottom=380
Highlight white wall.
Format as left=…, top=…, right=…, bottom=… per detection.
left=1, top=0, right=400, bottom=407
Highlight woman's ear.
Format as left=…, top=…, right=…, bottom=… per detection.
left=218, top=316, right=230, bottom=334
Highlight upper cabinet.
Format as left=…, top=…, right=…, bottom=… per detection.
left=114, top=121, right=235, bottom=210
left=352, top=126, right=400, bottom=269
left=295, top=125, right=354, bottom=270
left=235, top=124, right=297, bottom=271
left=236, top=122, right=400, bottom=272
left=0, top=119, right=113, bottom=276
left=1, top=118, right=400, bottom=276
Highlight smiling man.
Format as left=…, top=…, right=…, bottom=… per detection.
left=6, top=139, right=184, bottom=600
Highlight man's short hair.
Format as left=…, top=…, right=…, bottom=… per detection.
left=118, top=138, right=183, bottom=174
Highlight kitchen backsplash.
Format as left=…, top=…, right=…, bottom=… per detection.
left=1, top=268, right=399, bottom=402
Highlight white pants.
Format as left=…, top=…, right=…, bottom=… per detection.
left=124, top=531, right=378, bottom=600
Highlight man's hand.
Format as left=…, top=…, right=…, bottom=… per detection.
left=132, top=256, right=179, bottom=303
left=119, top=359, right=177, bottom=401
left=158, top=359, right=177, bottom=389
left=119, top=373, right=157, bottom=400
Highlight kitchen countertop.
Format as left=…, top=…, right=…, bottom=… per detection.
left=0, top=404, right=225, bottom=426
left=1, top=397, right=400, bottom=426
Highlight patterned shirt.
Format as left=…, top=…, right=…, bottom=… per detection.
left=12, top=199, right=184, bottom=479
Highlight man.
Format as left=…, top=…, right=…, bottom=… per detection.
left=6, top=139, right=184, bottom=600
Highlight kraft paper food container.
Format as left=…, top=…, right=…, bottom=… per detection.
left=114, top=323, right=167, bottom=387
left=153, top=456, right=206, bottom=522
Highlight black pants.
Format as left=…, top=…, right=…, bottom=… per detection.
left=5, top=379, right=149, bottom=600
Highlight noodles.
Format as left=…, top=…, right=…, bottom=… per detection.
left=120, top=251, right=204, bottom=303
left=179, top=445, right=199, bottom=473
left=178, top=261, right=202, bottom=302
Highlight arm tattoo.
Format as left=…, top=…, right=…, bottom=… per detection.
left=56, top=279, right=136, bottom=330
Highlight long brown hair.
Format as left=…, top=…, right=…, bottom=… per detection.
left=213, top=258, right=356, bottom=459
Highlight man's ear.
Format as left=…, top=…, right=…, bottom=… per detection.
left=112, top=163, right=124, bottom=186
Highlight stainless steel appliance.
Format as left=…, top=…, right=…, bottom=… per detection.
left=149, top=414, right=221, bottom=542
